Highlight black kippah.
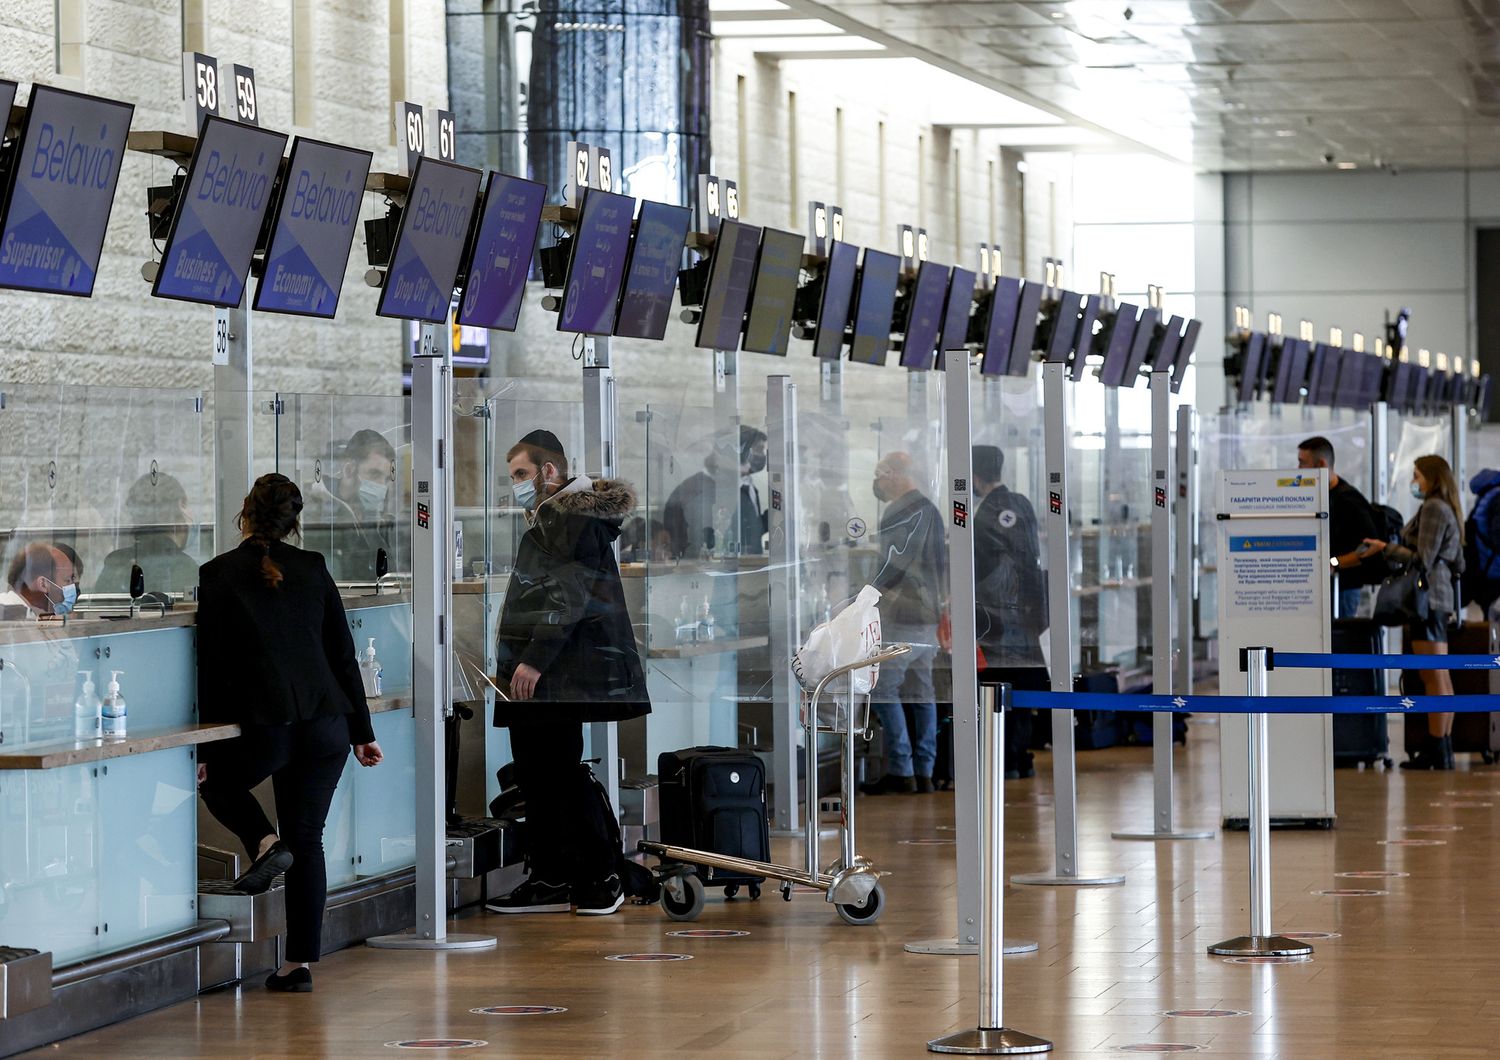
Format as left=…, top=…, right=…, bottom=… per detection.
left=519, top=429, right=564, bottom=456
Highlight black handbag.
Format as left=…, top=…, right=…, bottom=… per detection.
left=1372, top=561, right=1430, bottom=627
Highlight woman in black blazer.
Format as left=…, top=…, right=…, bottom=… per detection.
left=197, top=474, right=383, bottom=993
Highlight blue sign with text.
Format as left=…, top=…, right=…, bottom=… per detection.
left=0, top=86, right=134, bottom=297
left=456, top=172, right=545, bottom=332
left=255, top=137, right=372, bottom=318
left=378, top=156, right=481, bottom=323
left=154, top=116, right=287, bottom=307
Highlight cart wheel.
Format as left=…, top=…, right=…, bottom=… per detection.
left=835, top=882, right=884, bottom=926
left=661, top=875, right=705, bottom=922
left=749, top=883, right=762, bottom=901
left=781, top=880, right=794, bottom=902
left=724, top=884, right=740, bottom=900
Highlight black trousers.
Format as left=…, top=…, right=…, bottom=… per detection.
left=200, top=715, right=349, bottom=963
left=508, top=721, right=613, bottom=889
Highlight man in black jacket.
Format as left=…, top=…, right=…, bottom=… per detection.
left=861, top=452, right=945, bottom=794
left=662, top=425, right=769, bottom=558
left=488, top=430, right=650, bottom=916
left=1297, top=436, right=1380, bottom=618
left=972, top=446, right=1047, bottom=779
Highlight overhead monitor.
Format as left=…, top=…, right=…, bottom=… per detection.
left=936, top=266, right=976, bottom=369
left=1383, top=357, right=1411, bottom=409
left=255, top=136, right=372, bottom=317
left=152, top=115, right=288, bottom=307
left=1327, top=348, right=1359, bottom=407
left=812, top=239, right=859, bottom=359
left=695, top=218, right=762, bottom=350
left=456, top=171, right=546, bottom=332
left=1171, top=318, right=1201, bottom=393
left=742, top=227, right=806, bottom=356
left=0, top=85, right=134, bottom=297
left=1360, top=352, right=1386, bottom=407
left=1120, top=306, right=1161, bottom=388
left=1302, top=343, right=1332, bottom=406
left=1097, top=303, right=1141, bottom=387
left=900, top=260, right=950, bottom=370
left=1235, top=332, right=1268, bottom=403
left=557, top=187, right=634, bottom=335
left=1070, top=295, right=1103, bottom=381
left=848, top=248, right=900, bottom=365
left=1005, top=280, right=1044, bottom=377
left=978, top=276, right=1022, bottom=376
left=1147, top=314, right=1184, bottom=377
left=376, top=156, right=481, bottom=322
left=612, top=199, right=691, bottom=341
left=1477, top=374, right=1493, bottom=418
left=1043, top=290, right=1083, bottom=364
left=1272, top=337, right=1310, bottom=404
left=1409, top=364, right=1431, bottom=412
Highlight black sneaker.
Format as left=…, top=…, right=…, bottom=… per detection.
left=234, top=841, right=294, bottom=895
left=915, top=776, right=935, bottom=793
left=574, top=874, right=625, bottom=916
left=265, top=967, right=312, bottom=993
left=486, top=878, right=571, bottom=914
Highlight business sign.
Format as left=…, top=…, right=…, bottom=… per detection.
left=254, top=137, right=372, bottom=318
left=377, top=156, right=481, bottom=322
left=1216, top=468, right=1332, bottom=822
left=0, top=86, right=134, bottom=297
left=153, top=116, right=287, bottom=306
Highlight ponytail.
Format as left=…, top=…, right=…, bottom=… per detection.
left=236, top=474, right=303, bottom=589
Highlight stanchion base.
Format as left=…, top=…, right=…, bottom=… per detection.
left=367, top=931, right=497, bottom=951
left=1010, top=871, right=1125, bottom=887
left=904, top=937, right=1039, bottom=955
left=928, top=1027, right=1053, bottom=1054
left=1206, top=934, right=1313, bottom=958
left=1111, top=828, right=1215, bottom=841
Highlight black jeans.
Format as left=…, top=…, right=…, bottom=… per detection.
left=508, top=721, right=614, bottom=889
left=200, top=715, right=349, bottom=963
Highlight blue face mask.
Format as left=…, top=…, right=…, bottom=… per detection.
left=52, top=582, right=78, bottom=616
left=358, top=478, right=389, bottom=513
left=1410, top=481, right=1426, bottom=501
left=512, top=477, right=538, bottom=511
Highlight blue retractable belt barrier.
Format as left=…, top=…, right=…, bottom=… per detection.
left=1011, top=690, right=1500, bottom=715
left=1273, top=651, right=1500, bottom=671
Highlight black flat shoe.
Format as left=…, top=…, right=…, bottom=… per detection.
left=234, top=841, right=294, bottom=895
left=265, top=968, right=312, bottom=993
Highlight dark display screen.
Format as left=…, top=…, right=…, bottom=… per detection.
left=936, top=266, right=976, bottom=369
left=1097, top=304, right=1141, bottom=387
left=255, top=137, right=372, bottom=317
left=848, top=249, right=900, bottom=365
left=153, top=116, right=287, bottom=307
left=1007, top=281, right=1043, bottom=377
left=1171, top=318, right=1201, bottom=393
left=696, top=218, right=762, bottom=350
left=1070, top=295, right=1103, bottom=381
left=979, top=277, right=1021, bottom=376
left=1272, top=338, right=1310, bottom=404
left=1149, top=314, right=1184, bottom=376
left=1360, top=353, right=1385, bottom=407
left=613, top=199, right=691, bottom=341
left=900, top=261, right=949, bottom=369
left=1121, top=306, right=1160, bottom=388
left=378, top=156, right=481, bottom=322
left=1044, top=290, right=1083, bottom=363
left=457, top=172, right=545, bottom=332
left=0, top=85, right=134, bottom=297
left=1236, top=332, right=1267, bottom=403
left=1306, top=342, right=1336, bottom=406
left=1329, top=348, right=1359, bottom=407
left=1383, top=358, right=1411, bottom=408
left=558, top=188, right=634, bottom=335
left=743, top=227, right=805, bottom=356
left=813, top=240, right=859, bottom=359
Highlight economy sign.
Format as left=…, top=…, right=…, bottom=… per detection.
left=255, top=137, right=372, bottom=318
left=0, top=85, right=134, bottom=297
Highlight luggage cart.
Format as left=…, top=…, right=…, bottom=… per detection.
left=639, top=643, right=911, bottom=926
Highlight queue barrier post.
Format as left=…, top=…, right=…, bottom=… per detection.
left=928, top=684, right=1052, bottom=1056
left=1206, top=646, right=1312, bottom=959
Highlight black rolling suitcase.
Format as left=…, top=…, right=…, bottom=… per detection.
left=1401, top=622, right=1500, bottom=762
left=1073, top=670, right=1124, bottom=750
left=658, top=746, right=769, bottom=891
left=1331, top=618, right=1391, bottom=768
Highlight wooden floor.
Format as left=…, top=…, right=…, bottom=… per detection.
left=40, top=716, right=1500, bottom=1058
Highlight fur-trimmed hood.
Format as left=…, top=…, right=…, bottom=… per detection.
left=538, top=477, right=637, bottom=525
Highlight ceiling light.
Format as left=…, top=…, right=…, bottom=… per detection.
left=1336, top=161, right=1357, bottom=169
left=1275, top=129, right=1295, bottom=137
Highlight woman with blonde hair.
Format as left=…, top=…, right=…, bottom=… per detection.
left=1364, top=453, right=1465, bottom=770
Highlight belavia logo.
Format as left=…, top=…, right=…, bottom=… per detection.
left=1399, top=697, right=1415, bottom=710
left=1172, top=697, right=1187, bottom=709
left=1275, top=474, right=1318, bottom=488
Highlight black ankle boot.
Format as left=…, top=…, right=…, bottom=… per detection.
left=1440, top=734, right=1456, bottom=771
left=1402, top=735, right=1449, bottom=771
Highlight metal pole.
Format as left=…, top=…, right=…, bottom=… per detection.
left=1207, top=647, right=1311, bottom=958
left=213, top=303, right=252, bottom=553
left=1452, top=399, right=1468, bottom=501
left=1371, top=401, right=1390, bottom=506
left=369, top=327, right=494, bottom=952
left=582, top=337, right=622, bottom=814
left=928, top=683, right=1052, bottom=1056
left=1013, top=363, right=1124, bottom=887
left=767, top=375, right=802, bottom=835
left=1115, top=374, right=1211, bottom=841
left=841, top=680, right=857, bottom=871
left=1175, top=405, right=1198, bottom=705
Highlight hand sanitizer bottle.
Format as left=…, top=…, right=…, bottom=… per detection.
left=360, top=638, right=383, bottom=698
left=74, top=671, right=101, bottom=740
left=101, top=671, right=127, bottom=739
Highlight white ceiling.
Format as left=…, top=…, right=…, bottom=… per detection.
left=734, top=0, right=1500, bottom=172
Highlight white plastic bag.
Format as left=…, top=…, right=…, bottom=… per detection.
left=793, top=585, right=883, bottom=694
